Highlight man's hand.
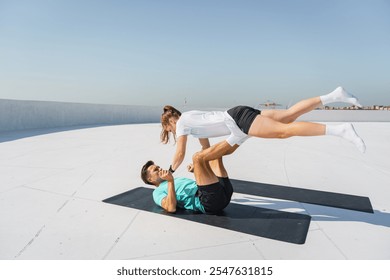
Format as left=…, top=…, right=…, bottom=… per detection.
left=159, top=169, right=174, bottom=182
left=187, top=163, right=194, bottom=173
left=160, top=169, right=176, bottom=213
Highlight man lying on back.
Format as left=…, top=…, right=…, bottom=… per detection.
left=140, top=141, right=233, bottom=214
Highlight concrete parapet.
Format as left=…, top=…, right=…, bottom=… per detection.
left=0, top=99, right=161, bottom=132
left=1, top=99, right=390, bottom=132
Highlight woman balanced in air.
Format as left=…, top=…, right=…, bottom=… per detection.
left=160, top=87, right=365, bottom=173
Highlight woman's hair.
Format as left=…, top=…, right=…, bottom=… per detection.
left=160, top=105, right=182, bottom=144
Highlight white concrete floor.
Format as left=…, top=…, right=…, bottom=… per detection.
left=0, top=122, right=389, bottom=259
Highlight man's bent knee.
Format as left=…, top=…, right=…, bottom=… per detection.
left=192, top=150, right=207, bottom=164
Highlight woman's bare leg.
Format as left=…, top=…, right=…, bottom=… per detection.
left=248, top=115, right=325, bottom=138
left=261, top=97, right=322, bottom=123
left=261, top=87, right=361, bottom=124
left=248, top=115, right=366, bottom=152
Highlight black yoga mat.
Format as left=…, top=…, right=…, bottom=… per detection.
left=230, top=179, right=374, bottom=213
left=103, top=187, right=311, bottom=244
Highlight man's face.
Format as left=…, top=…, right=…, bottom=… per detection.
left=147, top=164, right=162, bottom=185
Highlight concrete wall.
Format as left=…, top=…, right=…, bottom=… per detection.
left=1, top=99, right=390, bottom=132
left=0, top=99, right=161, bottom=132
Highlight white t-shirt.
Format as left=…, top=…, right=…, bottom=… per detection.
left=175, top=110, right=249, bottom=146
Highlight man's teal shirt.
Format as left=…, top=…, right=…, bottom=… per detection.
left=153, top=177, right=205, bottom=213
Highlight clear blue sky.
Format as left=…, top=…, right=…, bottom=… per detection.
left=1, top=0, right=389, bottom=108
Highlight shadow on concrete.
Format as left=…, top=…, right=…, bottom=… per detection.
left=230, top=179, right=373, bottom=213
left=231, top=196, right=390, bottom=228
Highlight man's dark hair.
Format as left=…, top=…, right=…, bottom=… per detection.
left=141, top=160, right=155, bottom=185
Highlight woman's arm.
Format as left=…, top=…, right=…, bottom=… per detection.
left=171, top=135, right=188, bottom=171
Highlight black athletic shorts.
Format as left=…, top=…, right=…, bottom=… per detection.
left=227, top=106, right=261, bottom=134
left=197, top=177, right=233, bottom=214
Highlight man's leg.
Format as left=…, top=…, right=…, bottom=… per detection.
left=192, top=142, right=235, bottom=213
left=192, top=141, right=234, bottom=186
left=208, top=157, right=228, bottom=178
left=192, top=150, right=219, bottom=186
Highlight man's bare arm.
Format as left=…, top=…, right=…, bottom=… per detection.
left=160, top=170, right=176, bottom=213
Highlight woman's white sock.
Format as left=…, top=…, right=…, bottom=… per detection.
left=326, top=123, right=366, bottom=153
left=320, top=86, right=362, bottom=107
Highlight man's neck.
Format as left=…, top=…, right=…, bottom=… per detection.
left=155, top=179, right=168, bottom=187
